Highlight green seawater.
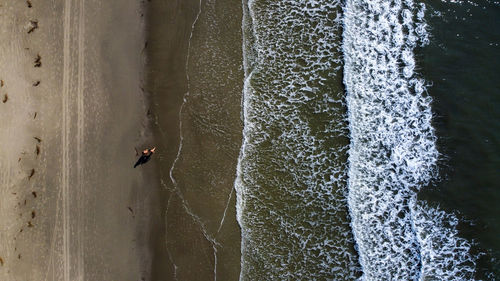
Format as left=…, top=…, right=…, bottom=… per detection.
left=419, top=1, right=500, bottom=278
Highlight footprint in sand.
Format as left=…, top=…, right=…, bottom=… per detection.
left=27, top=20, right=38, bottom=34
left=34, top=54, right=41, bottom=67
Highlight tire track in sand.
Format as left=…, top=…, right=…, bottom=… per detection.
left=61, top=0, right=85, bottom=280
left=42, top=1, right=84, bottom=280
left=61, top=0, right=72, bottom=280
left=75, top=0, right=85, bottom=280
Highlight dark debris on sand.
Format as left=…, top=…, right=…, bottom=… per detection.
left=28, top=168, right=35, bottom=180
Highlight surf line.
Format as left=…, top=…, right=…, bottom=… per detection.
left=343, top=0, right=439, bottom=279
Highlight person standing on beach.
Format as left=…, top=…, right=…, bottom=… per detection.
left=134, top=147, right=156, bottom=168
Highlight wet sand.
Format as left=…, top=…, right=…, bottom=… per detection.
left=146, top=0, right=244, bottom=280
left=0, top=0, right=162, bottom=280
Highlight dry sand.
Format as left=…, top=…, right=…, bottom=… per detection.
left=0, top=0, right=163, bottom=280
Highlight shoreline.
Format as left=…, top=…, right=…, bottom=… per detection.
left=145, top=0, right=244, bottom=279
left=144, top=0, right=198, bottom=278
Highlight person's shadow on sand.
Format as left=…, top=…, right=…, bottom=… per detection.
left=134, top=147, right=156, bottom=168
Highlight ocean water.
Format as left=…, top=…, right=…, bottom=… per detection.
left=235, top=0, right=499, bottom=280
left=418, top=0, right=500, bottom=279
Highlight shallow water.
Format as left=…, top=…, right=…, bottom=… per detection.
left=236, top=0, right=360, bottom=279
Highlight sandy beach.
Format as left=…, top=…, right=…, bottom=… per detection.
left=1, top=0, right=244, bottom=280
left=0, top=0, right=162, bottom=280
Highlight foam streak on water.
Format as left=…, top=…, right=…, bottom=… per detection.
left=343, top=0, right=476, bottom=279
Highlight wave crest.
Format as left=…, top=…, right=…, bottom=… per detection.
left=343, top=0, right=476, bottom=279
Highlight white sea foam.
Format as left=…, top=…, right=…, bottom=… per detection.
left=343, top=0, right=476, bottom=280
left=411, top=199, right=477, bottom=280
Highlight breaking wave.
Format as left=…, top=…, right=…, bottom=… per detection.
left=343, top=0, right=476, bottom=279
